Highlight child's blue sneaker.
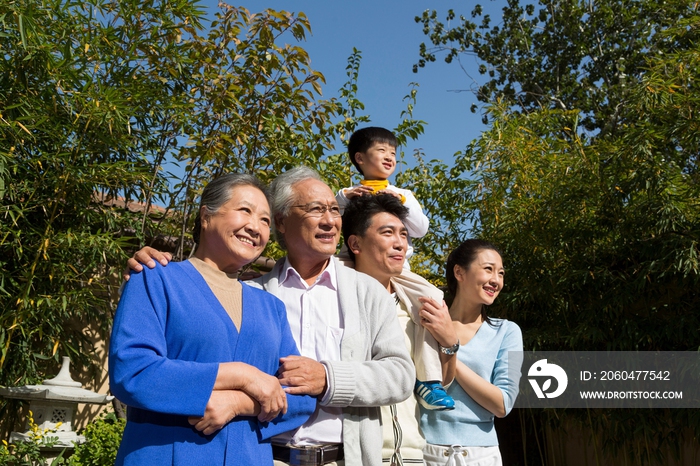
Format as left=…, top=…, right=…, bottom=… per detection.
left=414, top=380, right=455, bottom=410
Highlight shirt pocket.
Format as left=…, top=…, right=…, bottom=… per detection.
left=325, top=326, right=344, bottom=361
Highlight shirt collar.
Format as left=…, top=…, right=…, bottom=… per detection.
left=279, top=256, right=338, bottom=291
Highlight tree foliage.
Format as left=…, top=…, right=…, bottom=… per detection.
left=415, top=0, right=697, bottom=134
left=0, top=0, right=204, bottom=389
left=148, top=6, right=426, bottom=261
left=0, top=0, right=425, bottom=421
left=412, top=0, right=700, bottom=352
left=164, top=6, right=351, bottom=261
left=412, top=2, right=700, bottom=463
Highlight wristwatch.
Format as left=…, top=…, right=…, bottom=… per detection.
left=439, top=340, right=460, bottom=355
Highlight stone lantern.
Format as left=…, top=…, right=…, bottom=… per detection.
left=0, top=356, right=113, bottom=448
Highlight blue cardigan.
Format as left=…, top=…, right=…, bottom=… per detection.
left=109, top=261, right=315, bottom=465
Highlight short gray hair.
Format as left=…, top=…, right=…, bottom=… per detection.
left=193, top=173, right=266, bottom=244
left=268, top=166, right=323, bottom=250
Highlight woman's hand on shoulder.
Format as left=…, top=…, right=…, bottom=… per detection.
left=417, top=297, right=459, bottom=349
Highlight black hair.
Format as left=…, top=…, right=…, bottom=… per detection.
left=341, top=193, right=408, bottom=260
left=446, top=239, right=502, bottom=326
left=347, top=127, right=398, bottom=175
left=193, top=173, right=266, bottom=245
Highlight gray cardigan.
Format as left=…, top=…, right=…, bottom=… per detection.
left=249, top=257, right=415, bottom=466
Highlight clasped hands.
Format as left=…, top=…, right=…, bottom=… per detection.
left=188, top=356, right=326, bottom=435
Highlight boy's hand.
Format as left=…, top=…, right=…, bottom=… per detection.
left=343, top=185, right=375, bottom=199
left=122, top=247, right=172, bottom=281
left=376, top=189, right=402, bottom=200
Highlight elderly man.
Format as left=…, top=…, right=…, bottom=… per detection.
left=341, top=193, right=458, bottom=465
left=257, top=167, right=414, bottom=466
left=126, top=167, right=414, bottom=466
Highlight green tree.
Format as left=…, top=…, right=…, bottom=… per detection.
left=411, top=0, right=700, bottom=350
left=0, top=1, right=425, bottom=428
left=415, top=0, right=697, bottom=134
left=411, top=0, right=700, bottom=346
left=411, top=2, right=700, bottom=463
left=150, top=6, right=427, bottom=263
left=0, top=0, right=204, bottom=397
left=160, top=7, right=369, bottom=261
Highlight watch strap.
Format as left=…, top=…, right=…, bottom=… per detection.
left=439, top=340, right=460, bottom=355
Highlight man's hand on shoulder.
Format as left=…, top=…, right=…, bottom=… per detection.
left=122, top=247, right=172, bottom=281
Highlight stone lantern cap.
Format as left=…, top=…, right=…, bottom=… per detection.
left=0, top=356, right=113, bottom=404
left=0, top=385, right=113, bottom=404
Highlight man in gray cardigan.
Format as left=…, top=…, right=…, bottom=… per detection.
left=254, top=166, right=414, bottom=466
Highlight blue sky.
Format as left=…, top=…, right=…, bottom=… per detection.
left=199, top=1, right=505, bottom=174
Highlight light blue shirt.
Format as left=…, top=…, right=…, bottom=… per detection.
left=419, top=319, right=523, bottom=447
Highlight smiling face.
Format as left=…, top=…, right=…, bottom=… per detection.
left=348, top=211, right=407, bottom=290
left=277, top=178, right=341, bottom=270
left=198, top=185, right=271, bottom=273
left=454, top=248, right=504, bottom=307
left=355, top=142, right=396, bottom=180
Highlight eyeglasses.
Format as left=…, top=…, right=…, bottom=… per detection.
left=292, top=202, right=342, bottom=217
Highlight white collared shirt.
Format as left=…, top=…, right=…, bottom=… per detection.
left=273, top=257, right=344, bottom=445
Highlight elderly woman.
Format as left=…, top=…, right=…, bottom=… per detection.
left=419, top=239, right=523, bottom=466
left=109, top=173, right=315, bottom=465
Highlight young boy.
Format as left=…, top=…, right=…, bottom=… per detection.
left=336, top=127, right=428, bottom=268
left=336, top=126, right=455, bottom=411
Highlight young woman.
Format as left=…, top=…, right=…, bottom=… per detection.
left=418, top=239, right=523, bottom=466
left=109, top=174, right=315, bottom=465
